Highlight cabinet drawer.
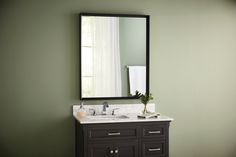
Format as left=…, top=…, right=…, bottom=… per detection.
left=142, top=141, right=166, bottom=157
left=87, top=125, right=138, bottom=141
left=142, top=125, right=166, bottom=138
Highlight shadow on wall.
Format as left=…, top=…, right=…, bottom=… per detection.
left=0, top=116, right=75, bottom=157
left=230, top=149, right=236, bottom=157
left=0, top=141, right=9, bottom=157
left=27, top=117, right=75, bottom=157
left=227, top=0, right=236, bottom=4
left=68, top=13, right=80, bottom=101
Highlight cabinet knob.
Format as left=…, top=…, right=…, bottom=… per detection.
left=110, top=150, right=114, bottom=154
left=115, top=149, right=119, bottom=154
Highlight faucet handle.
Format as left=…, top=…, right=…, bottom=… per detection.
left=89, top=108, right=96, bottom=116
left=111, top=108, right=120, bottom=115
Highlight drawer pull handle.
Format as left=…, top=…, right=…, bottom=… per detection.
left=148, top=148, right=161, bottom=152
left=110, top=150, right=114, bottom=154
left=108, top=132, right=121, bottom=136
left=115, top=149, right=119, bottom=154
left=148, top=131, right=161, bottom=134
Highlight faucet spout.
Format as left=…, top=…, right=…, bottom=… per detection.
left=102, top=102, right=109, bottom=115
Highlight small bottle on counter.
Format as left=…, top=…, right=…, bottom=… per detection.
left=77, top=101, right=87, bottom=118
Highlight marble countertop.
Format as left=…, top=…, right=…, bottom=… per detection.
left=73, top=103, right=173, bottom=124
left=74, top=113, right=174, bottom=124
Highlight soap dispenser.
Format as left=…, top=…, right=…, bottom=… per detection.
left=77, top=101, right=87, bottom=118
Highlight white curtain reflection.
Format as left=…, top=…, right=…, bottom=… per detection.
left=82, top=16, right=122, bottom=97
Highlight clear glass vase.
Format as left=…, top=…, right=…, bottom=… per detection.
left=143, top=103, right=148, bottom=114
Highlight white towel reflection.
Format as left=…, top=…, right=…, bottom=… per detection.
left=128, top=66, right=146, bottom=95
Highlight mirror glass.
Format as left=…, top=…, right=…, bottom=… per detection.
left=80, top=13, right=149, bottom=99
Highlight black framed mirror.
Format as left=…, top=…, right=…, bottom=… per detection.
left=80, top=13, right=149, bottom=100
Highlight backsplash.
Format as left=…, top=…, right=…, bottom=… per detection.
left=73, top=103, right=155, bottom=116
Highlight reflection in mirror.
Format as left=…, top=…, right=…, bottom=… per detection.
left=80, top=13, right=149, bottom=99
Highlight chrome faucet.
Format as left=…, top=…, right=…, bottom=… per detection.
left=102, top=102, right=109, bottom=115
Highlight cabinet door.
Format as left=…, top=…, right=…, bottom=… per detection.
left=88, top=143, right=113, bottom=157
left=113, top=141, right=138, bottom=157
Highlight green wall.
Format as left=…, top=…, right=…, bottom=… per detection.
left=1, top=0, right=236, bottom=157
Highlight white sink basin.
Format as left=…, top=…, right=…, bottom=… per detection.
left=87, top=115, right=129, bottom=120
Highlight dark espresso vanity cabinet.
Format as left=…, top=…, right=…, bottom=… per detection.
left=76, top=121, right=171, bottom=157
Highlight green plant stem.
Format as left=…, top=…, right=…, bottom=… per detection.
left=143, top=103, right=148, bottom=114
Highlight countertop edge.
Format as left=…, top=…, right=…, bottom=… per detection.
left=73, top=114, right=174, bottom=124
